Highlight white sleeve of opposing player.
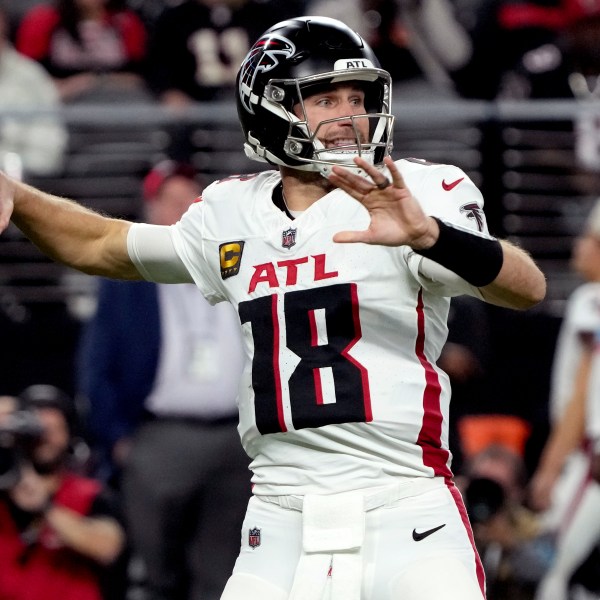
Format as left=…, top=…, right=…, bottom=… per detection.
left=127, top=223, right=194, bottom=283
left=569, top=283, right=600, bottom=334
left=586, top=341, right=600, bottom=447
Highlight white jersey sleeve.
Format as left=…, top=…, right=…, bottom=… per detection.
left=394, top=158, right=491, bottom=299
left=395, top=158, right=489, bottom=232
left=127, top=223, right=194, bottom=283
left=407, top=252, right=485, bottom=299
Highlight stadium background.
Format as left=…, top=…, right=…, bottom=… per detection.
left=0, top=98, right=592, bottom=473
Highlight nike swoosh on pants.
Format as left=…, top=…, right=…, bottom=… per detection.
left=412, top=524, right=446, bottom=541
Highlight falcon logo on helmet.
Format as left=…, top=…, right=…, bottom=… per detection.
left=239, top=35, right=296, bottom=114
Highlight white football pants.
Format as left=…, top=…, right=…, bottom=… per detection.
left=221, top=477, right=485, bottom=600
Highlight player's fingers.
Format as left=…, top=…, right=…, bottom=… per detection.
left=330, top=167, right=393, bottom=199
left=383, top=156, right=407, bottom=190
left=329, top=168, right=374, bottom=198
left=350, top=156, right=403, bottom=194
left=333, top=229, right=370, bottom=244
left=352, top=156, right=391, bottom=190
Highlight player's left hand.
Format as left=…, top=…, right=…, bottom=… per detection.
left=328, top=155, right=438, bottom=248
left=527, top=468, right=556, bottom=512
left=0, top=170, right=16, bottom=234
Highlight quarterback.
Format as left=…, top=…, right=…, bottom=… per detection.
left=0, top=16, right=545, bottom=600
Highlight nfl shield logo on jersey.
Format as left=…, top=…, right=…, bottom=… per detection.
left=249, top=527, right=261, bottom=548
left=282, top=227, right=297, bottom=249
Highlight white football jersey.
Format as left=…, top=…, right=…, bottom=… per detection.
left=130, top=158, right=491, bottom=495
left=587, top=330, right=600, bottom=444
left=549, top=282, right=600, bottom=423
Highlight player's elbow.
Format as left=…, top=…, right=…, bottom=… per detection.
left=515, top=269, right=547, bottom=310
left=525, top=273, right=547, bottom=308
left=480, top=271, right=546, bottom=310
left=488, top=242, right=547, bottom=310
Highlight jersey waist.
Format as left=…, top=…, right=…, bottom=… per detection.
left=255, top=477, right=445, bottom=510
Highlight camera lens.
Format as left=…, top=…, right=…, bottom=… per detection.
left=465, top=477, right=506, bottom=523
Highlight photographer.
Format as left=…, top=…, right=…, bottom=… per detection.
left=0, top=385, right=126, bottom=600
left=462, top=445, right=552, bottom=600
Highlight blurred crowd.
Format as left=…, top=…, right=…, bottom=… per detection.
left=0, top=0, right=598, bottom=176
left=1, top=1, right=600, bottom=599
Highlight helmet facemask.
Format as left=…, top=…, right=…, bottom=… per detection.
left=289, top=112, right=393, bottom=178
left=246, top=69, right=394, bottom=178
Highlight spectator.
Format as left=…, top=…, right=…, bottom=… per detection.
left=0, top=384, right=126, bottom=600
left=529, top=199, right=600, bottom=600
left=561, top=0, right=600, bottom=172
left=450, top=0, right=561, bottom=99
left=0, top=394, right=18, bottom=421
left=145, top=0, right=305, bottom=165
left=452, top=0, right=600, bottom=101
left=15, top=0, right=149, bottom=103
left=146, top=0, right=304, bottom=106
left=464, top=478, right=546, bottom=600
left=494, top=0, right=600, bottom=98
left=462, top=445, right=551, bottom=600
left=77, top=160, right=251, bottom=600
left=464, top=443, right=529, bottom=504
left=306, top=0, right=473, bottom=96
left=0, top=2, right=67, bottom=176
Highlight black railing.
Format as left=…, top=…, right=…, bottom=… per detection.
left=1, top=98, right=600, bottom=318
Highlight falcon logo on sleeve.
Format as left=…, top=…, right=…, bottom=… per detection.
left=460, top=202, right=485, bottom=232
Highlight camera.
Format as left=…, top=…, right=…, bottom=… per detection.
left=464, top=476, right=506, bottom=525
left=0, top=410, right=44, bottom=490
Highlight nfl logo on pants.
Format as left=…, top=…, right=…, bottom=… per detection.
left=249, top=527, right=261, bottom=548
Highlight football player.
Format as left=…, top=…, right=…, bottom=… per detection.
left=0, top=16, right=545, bottom=600
left=530, top=200, right=600, bottom=600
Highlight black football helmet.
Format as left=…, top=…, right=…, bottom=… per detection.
left=236, top=16, right=394, bottom=176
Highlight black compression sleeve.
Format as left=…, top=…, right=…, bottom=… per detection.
left=415, top=218, right=503, bottom=287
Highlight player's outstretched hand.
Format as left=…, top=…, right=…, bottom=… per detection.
left=328, top=155, right=437, bottom=249
left=527, top=468, right=556, bottom=512
left=0, top=170, right=16, bottom=234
